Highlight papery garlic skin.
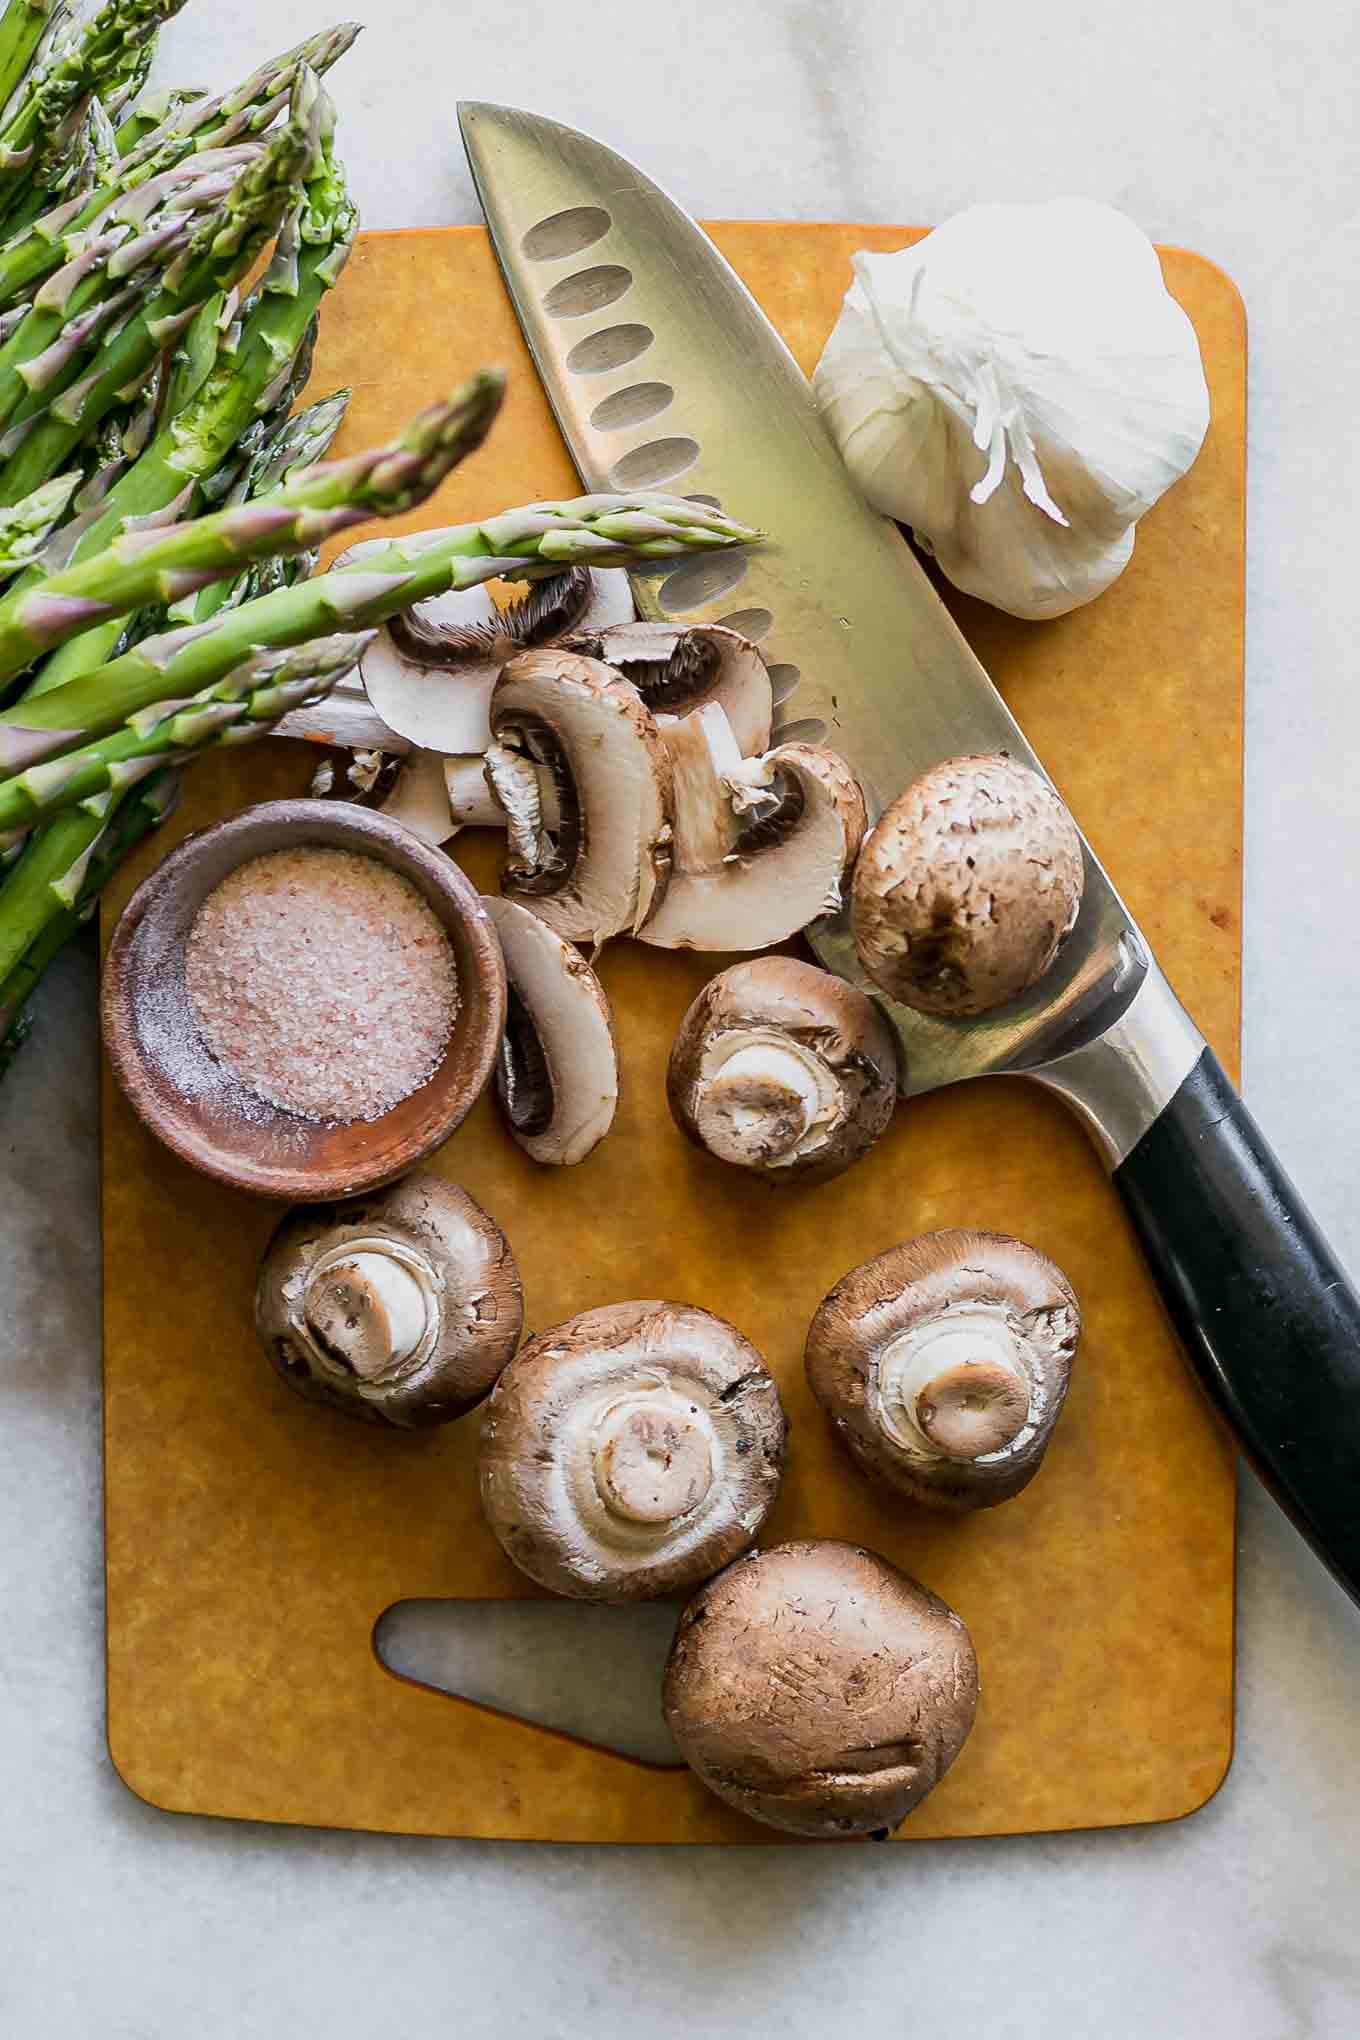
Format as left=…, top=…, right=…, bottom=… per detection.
left=813, top=198, right=1211, bottom=620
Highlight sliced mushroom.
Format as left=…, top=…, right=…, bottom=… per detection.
left=488, top=647, right=674, bottom=945
left=361, top=556, right=635, bottom=754
left=483, top=895, right=618, bottom=1166
left=639, top=708, right=866, bottom=950
left=478, top=1299, right=787, bottom=1601
left=564, top=621, right=772, bottom=757
left=256, top=1173, right=524, bottom=1429
left=376, top=748, right=455, bottom=845
left=805, top=1229, right=1080, bottom=1510
left=851, top=752, right=1085, bottom=1018
left=663, top=1540, right=979, bottom=1838
left=668, top=957, right=898, bottom=1184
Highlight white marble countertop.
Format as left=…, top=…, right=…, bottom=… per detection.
left=4, top=1, right=1360, bottom=2033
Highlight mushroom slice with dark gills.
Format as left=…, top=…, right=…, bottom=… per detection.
left=668, top=957, right=898, bottom=1185
left=483, top=896, right=618, bottom=1166
left=478, top=1300, right=787, bottom=1602
left=360, top=557, right=635, bottom=755
left=663, top=1540, right=979, bottom=1838
left=487, top=647, right=675, bottom=945
left=638, top=701, right=866, bottom=951
left=805, top=1229, right=1081, bottom=1510
left=851, top=752, right=1085, bottom=1018
left=564, top=620, right=773, bottom=758
left=255, top=1174, right=524, bottom=1429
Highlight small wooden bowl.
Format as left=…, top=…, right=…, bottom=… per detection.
left=101, top=799, right=507, bottom=1201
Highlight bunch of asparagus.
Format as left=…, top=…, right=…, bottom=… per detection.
left=0, top=0, right=758, bottom=1074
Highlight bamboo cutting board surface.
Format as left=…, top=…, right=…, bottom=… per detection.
left=100, top=225, right=1245, bottom=1843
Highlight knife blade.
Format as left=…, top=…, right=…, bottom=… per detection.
left=460, top=100, right=1360, bottom=1601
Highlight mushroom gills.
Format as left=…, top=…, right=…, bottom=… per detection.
left=483, top=894, right=618, bottom=1166
left=566, top=620, right=773, bottom=757
left=360, top=561, right=636, bottom=756
left=640, top=710, right=866, bottom=951
left=497, top=982, right=555, bottom=1139
left=488, top=649, right=674, bottom=944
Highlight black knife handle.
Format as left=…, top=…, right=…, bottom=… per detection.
left=1113, top=1044, right=1360, bottom=1600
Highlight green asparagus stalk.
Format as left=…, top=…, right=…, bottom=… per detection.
left=0, top=630, right=372, bottom=836
left=0, top=761, right=177, bottom=1061
left=0, top=1, right=60, bottom=122
left=0, top=19, right=355, bottom=316
left=0, top=74, right=319, bottom=502
left=113, top=84, right=204, bottom=155
left=0, top=0, right=189, bottom=214
left=0, top=794, right=106, bottom=983
left=11, top=136, right=353, bottom=694
left=0, top=490, right=760, bottom=787
left=0, top=468, right=75, bottom=573
left=165, top=386, right=351, bottom=627
left=0, top=376, right=503, bottom=691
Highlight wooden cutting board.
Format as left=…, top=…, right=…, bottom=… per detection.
left=100, top=225, right=1245, bottom=1843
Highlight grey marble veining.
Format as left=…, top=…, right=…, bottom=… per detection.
left=3, top=1, right=1360, bottom=2034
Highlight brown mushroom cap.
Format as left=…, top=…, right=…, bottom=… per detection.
left=805, top=1229, right=1080, bottom=1511
left=256, top=1173, right=523, bottom=1428
left=663, top=1539, right=979, bottom=1838
left=850, top=752, right=1084, bottom=1017
left=667, top=957, right=899, bottom=1185
left=478, top=1300, right=787, bottom=1601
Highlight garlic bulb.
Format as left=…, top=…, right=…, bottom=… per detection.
left=813, top=198, right=1210, bottom=619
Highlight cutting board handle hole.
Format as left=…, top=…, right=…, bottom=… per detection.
left=373, top=1598, right=685, bottom=1769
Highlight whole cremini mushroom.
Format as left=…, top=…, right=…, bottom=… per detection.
left=256, top=1173, right=523, bottom=1428
left=478, top=1300, right=786, bottom=1601
left=850, top=752, right=1084, bottom=1017
left=805, top=1229, right=1080, bottom=1510
left=667, top=957, right=898, bottom=1185
left=663, top=1540, right=979, bottom=1838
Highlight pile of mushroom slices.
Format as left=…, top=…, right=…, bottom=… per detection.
left=286, top=551, right=890, bottom=1178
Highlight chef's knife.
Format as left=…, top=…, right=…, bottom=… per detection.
left=459, top=100, right=1360, bottom=1602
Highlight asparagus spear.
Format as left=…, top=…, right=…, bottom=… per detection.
left=0, top=376, right=498, bottom=689
left=113, top=84, right=204, bottom=156
left=0, top=760, right=177, bottom=1063
left=0, top=490, right=760, bottom=785
left=165, top=386, right=351, bottom=627
left=12, top=137, right=352, bottom=693
left=0, top=0, right=189, bottom=214
left=0, top=74, right=318, bottom=501
left=0, top=468, right=75, bottom=575
left=0, top=1, right=60, bottom=123
left=0, top=629, right=372, bottom=833
left=0, top=21, right=355, bottom=312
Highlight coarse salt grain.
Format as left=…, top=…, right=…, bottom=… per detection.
left=184, top=845, right=459, bottom=1123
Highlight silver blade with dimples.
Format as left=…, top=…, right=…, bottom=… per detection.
left=458, top=102, right=1205, bottom=1156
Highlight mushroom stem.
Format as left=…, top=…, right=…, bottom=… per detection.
left=593, top=1395, right=716, bottom=1524
left=694, top=1037, right=835, bottom=1167
left=877, top=1309, right=1032, bottom=1461
left=302, top=1244, right=433, bottom=1382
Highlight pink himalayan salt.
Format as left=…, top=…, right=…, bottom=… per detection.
left=184, top=845, right=459, bottom=1123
